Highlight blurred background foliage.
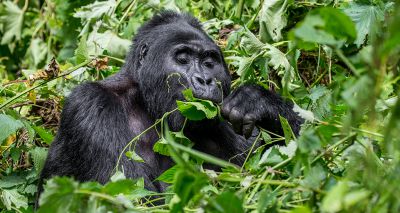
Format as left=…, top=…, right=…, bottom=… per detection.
left=0, top=0, right=399, bottom=212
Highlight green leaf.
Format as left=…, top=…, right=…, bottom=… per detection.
left=290, top=7, right=356, bottom=49
left=321, top=181, right=349, bottom=212
left=32, top=125, right=54, bottom=145
left=87, top=30, right=132, bottom=58
left=0, top=175, right=25, bottom=188
left=279, top=115, right=294, bottom=145
left=23, top=184, right=37, bottom=195
left=0, top=1, right=24, bottom=44
left=241, top=28, right=265, bottom=54
left=343, top=189, right=370, bottom=209
left=110, top=170, right=126, bottom=182
left=182, top=88, right=195, bottom=101
left=153, top=137, right=170, bottom=156
left=156, top=165, right=181, bottom=184
left=30, top=147, right=48, bottom=173
left=73, top=0, right=117, bottom=20
left=309, top=86, right=332, bottom=119
left=176, top=100, right=218, bottom=121
left=225, top=55, right=254, bottom=80
left=259, top=0, right=292, bottom=42
left=278, top=140, right=297, bottom=158
left=240, top=29, right=296, bottom=92
left=102, top=179, right=137, bottom=195
left=341, top=75, right=373, bottom=108
left=125, top=150, right=144, bottom=163
left=257, top=189, right=277, bottom=212
left=38, top=177, right=79, bottom=213
left=259, top=146, right=284, bottom=166
left=343, top=3, right=384, bottom=47
left=379, top=3, right=400, bottom=57
left=0, top=114, right=24, bottom=143
left=300, top=163, right=326, bottom=190
left=206, top=191, right=244, bottom=213
left=290, top=206, right=312, bottom=213
left=171, top=170, right=208, bottom=212
left=75, top=35, right=89, bottom=64
left=154, top=132, right=193, bottom=156
left=293, top=104, right=315, bottom=122
left=171, top=131, right=192, bottom=147
left=27, top=38, right=48, bottom=68
left=297, top=129, right=321, bottom=153
left=1, top=189, right=28, bottom=210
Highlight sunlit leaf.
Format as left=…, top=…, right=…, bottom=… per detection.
left=177, top=100, right=218, bottom=121
left=125, top=150, right=144, bottom=163
left=290, top=7, right=356, bottom=49
left=1, top=189, right=28, bottom=210
left=343, top=3, right=384, bottom=47
left=0, top=2, right=24, bottom=44
left=30, top=147, right=48, bottom=173
left=259, top=0, right=292, bottom=42
left=0, top=114, right=24, bottom=143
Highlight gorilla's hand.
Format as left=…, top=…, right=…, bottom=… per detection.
left=222, top=84, right=297, bottom=139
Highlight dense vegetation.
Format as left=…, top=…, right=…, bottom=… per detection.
left=0, top=0, right=399, bottom=212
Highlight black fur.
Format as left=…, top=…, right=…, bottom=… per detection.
left=38, top=11, right=302, bottom=204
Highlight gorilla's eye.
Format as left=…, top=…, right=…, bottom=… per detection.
left=204, top=61, right=214, bottom=69
left=175, top=53, right=190, bottom=65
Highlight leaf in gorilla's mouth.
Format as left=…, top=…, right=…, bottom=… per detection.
left=188, top=85, right=222, bottom=104
left=176, top=89, right=219, bottom=121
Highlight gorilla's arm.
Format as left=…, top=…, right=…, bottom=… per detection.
left=40, top=82, right=156, bottom=186
left=222, top=84, right=303, bottom=139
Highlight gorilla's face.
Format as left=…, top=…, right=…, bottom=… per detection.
left=133, top=21, right=231, bottom=128
left=165, top=40, right=228, bottom=103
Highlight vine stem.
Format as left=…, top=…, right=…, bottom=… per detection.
left=311, top=132, right=356, bottom=164
left=75, top=190, right=129, bottom=208
left=0, top=59, right=93, bottom=110
left=240, top=131, right=261, bottom=172
left=246, top=156, right=293, bottom=204
left=115, top=0, right=138, bottom=30
left=335, top=49, right=359, bottom=76
left=113, top=108, right=178, bottom=173
left=245, top=130, right=355, bottom=204
left=235, top=0, right=245, bottom=20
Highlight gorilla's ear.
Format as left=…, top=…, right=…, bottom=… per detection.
left=139, top=44, right=148, bottom=66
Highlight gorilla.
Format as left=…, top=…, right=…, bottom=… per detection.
left=39, top=11, right=302, bottom=194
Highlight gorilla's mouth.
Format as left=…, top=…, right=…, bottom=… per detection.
left=189, top=76, right=223, bottom=104
left=191, top=88, right=222, bottom=104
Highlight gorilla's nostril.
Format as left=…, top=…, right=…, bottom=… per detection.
left=196, top=76, right=205, bottom=85
left=206, top=78, right=212, bottom=85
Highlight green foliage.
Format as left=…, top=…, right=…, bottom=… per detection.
left=0, top=1, right=24, bottom=45
left=0, top=114, right=23, bottom=142
left=176, top=88, right=219, bottom=120
left=289, top=7, right=357, bottom=50
left=0, top=0, right=399, bottom=212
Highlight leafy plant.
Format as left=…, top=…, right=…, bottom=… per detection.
left=0, top=0, right=399, bottom=212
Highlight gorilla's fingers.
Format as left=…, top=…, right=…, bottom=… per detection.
left=221, top=103, right=232, bottom=120
left=243, top=114, right=256, bottom=139
left=229, top=108, right=243, bottom=135
left=221, top=95, right=240, bottom=120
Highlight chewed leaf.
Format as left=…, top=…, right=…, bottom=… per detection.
left=177, top=100, right=218, bottom=121
left=182, top=88, right=195, bottom=101
left=153, top=138, right=170, bottom=156
left=125, top=151, right=144, bottom=163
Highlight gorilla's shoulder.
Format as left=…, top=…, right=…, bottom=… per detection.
left=63, top=81, right=124, bottom=116
left=68, top=82, right=117, bottom=104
